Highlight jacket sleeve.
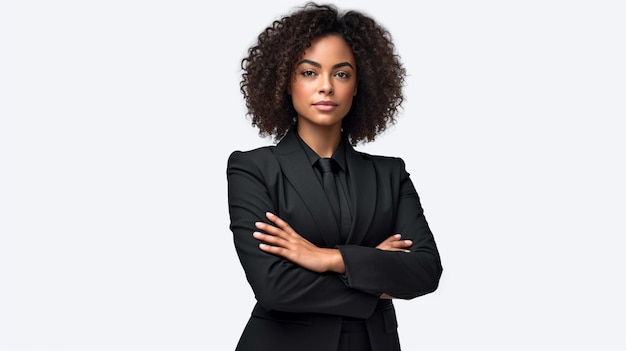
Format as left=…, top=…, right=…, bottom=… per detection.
left=337, top=157, right=443, bottom=299
left=227, top=150, right=379, bottom=318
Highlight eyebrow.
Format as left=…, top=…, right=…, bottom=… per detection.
left=297, top=59, right=354, bottom=70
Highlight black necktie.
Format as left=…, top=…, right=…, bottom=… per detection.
left=317, top=158, right=341, bottom=221
left=316, top=158, right=351, bottom=239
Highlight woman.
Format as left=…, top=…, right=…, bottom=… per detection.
left=226, top=3, right=443, bottom=350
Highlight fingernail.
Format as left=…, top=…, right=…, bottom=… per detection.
left=266, top=212, right=275, bottom=217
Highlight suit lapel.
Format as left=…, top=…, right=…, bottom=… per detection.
left=345, top=143, right=377, bottom=244
left=275, top=130, right=342, bottom=247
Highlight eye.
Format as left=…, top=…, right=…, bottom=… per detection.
left=335, top=71, right=351, bottom=79
left=300, top=70, right=316, bottom=77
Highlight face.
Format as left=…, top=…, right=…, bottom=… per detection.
left=289, top=34, right=357, bottom=132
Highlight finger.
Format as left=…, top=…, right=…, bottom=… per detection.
left=266, top=212, right=294, bottom=233
left=377, top=234, right=408, bottom=249
left=385, top=248, right=412, bottom=253
left=386, top=234, right=401, bottom=242
left=377, top=234, right=401, bottom=247
left=378, top=238, right=412, bottom=252
left=388, top=242, right=412, bottom=251
left=259, top=242, right=289, bottom=256
left=393, top=239, right=413, bottom=248
left=253, top=231, right=289, bottom=247
left=384, top=234, right=412, bottom=246
left=255, top=221, right=287, bottom=237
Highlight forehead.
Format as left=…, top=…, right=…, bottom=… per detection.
left=300, top=34, right=355, bottom=63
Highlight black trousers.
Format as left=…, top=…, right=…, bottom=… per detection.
left=338, top=319, right=372, bottom=351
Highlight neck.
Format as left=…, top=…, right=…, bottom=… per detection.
left=297, top=123, right=342, bottom=158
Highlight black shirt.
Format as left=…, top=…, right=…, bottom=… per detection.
left=294, top=131, right=354, bottom=240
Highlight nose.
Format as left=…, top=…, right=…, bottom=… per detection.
left=318, top=74, right=334, bottom=95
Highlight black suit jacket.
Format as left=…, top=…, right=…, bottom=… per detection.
left=227, top=129, right=442, bottom=351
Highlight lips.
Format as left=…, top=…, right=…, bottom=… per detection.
left=312, top=101, right=338, bottom=112
left=313, top=100, right=338, bottom=106
left=312, top=100, right=338, bottom=112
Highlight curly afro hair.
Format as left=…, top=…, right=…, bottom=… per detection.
left=240, top=2, right=406, bottom=145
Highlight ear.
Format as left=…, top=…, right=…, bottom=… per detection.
left=353, top=88, right=357, bottom=96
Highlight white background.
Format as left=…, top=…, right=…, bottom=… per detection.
left=1, top=0, right=625, bottom=350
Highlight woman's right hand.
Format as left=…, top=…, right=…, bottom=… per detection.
left=377, top=234, right=412, bottom=299
left=376, top=234, right=412, bottom=253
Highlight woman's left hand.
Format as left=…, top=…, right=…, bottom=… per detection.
left=253, top=212, right=345, bottom=274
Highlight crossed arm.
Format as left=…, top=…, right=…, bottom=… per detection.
left=253, top=211, right=413, bottom=298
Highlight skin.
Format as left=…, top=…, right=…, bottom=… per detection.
left=251, top=35, right=412, bottom=297
left=289, top=34, right=357, bottom=157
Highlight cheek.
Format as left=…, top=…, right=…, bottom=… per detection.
left=289, top=83, right=309, bottom=113
left=337, top=88, right=356, bottom=103
left=290, top=81, right=311, bottom=98
left=337, top=80, right=357, bottom=99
